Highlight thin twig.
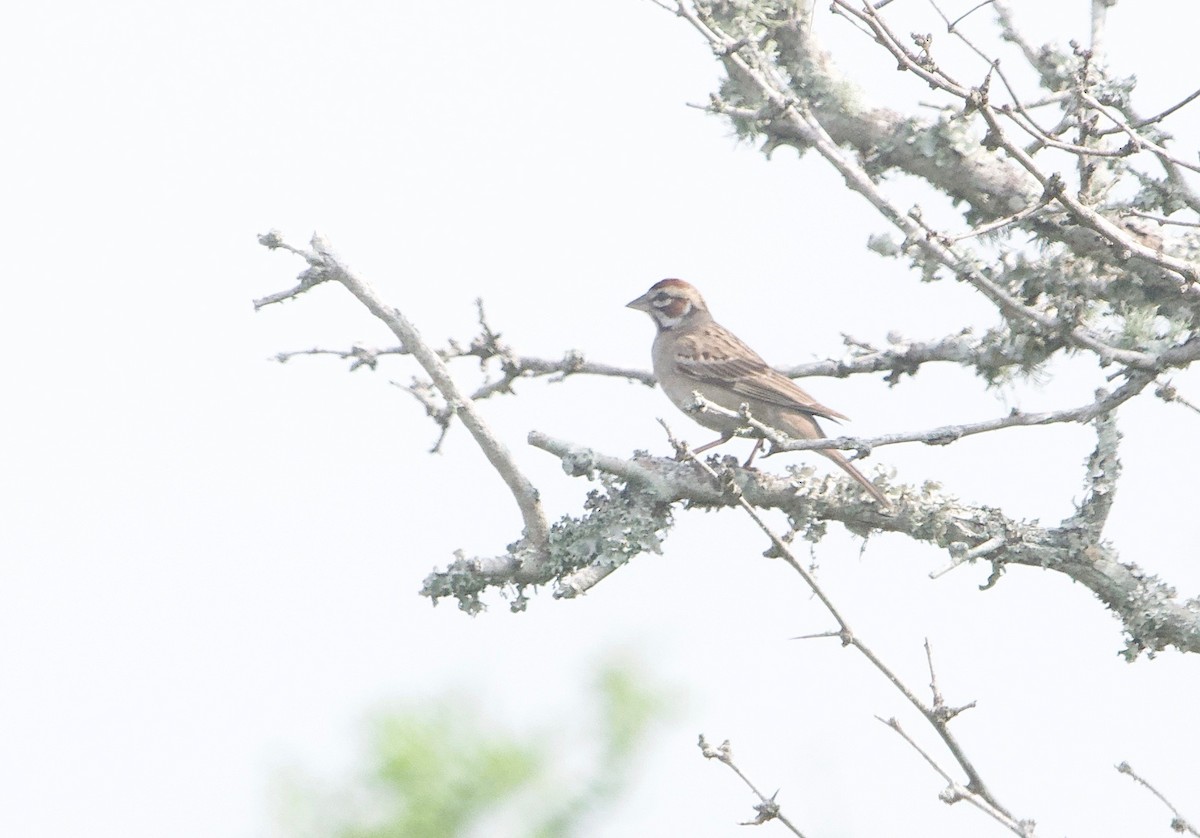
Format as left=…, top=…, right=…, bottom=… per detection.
left=256, top=231, right=551, bottom=562
left=942, top=196, right=1051, bottom=242
left=1119, top=209, right=1200, bottom=229
left=947, top=0, right=997, bottom=32
left=675, top=4, right=1200, bottom=360
left=686, top=372, right=1153, bottom=456
left=1120, top=87, right=1200, bottom=131
left=1116, top=762, right=1200, bottom=837
left=832, top=0, right=1200, bottom=282
left=834, top=0, right=1200, bottom=282
left=1077, top=90, right=1200, bottom=175
left=877, top=717, right=1032, bottom=834
left=698, top=736, right=807, bottom=835
left=975, top=100, right=1200, bottom=283
left=671, top=430, right=1024, bottom=830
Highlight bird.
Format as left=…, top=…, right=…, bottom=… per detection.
left=627, top=278, right=891, bottom=509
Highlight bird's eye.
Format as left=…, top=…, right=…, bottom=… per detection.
left=653, top=293, right=670, bottom=305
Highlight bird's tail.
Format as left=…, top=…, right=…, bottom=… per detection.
left=818, top=448, right=892, bottom=510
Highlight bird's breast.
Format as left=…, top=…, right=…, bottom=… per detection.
left=651, top=334, right=753, bottom=433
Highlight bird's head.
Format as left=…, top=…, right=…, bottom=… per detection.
left=626, top=279, right=709, bottom=331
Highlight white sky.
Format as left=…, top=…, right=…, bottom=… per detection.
left=2, top=1, right=1199, bottom=836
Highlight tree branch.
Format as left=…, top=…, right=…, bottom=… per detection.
left=675, top=1, right=1200, bottom=371
left=698, top=736, right=808, bottom=835
left=683, top=371, right=1151, bottom=459
left=684, top=0, right=1200, bottom=324
left=1117, top=762, right=1200, bottom=837
left=526, top=431, right=1200, bottom=657
left=671, top=432, right=1024, bottom=830
left=256, top=231, right=551, bottom=569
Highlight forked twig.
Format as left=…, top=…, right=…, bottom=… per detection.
left=698, top=736, right=808, bottom=835
left=667, top=425, right=1026, bottom=832
left=256, top=231, right=552, bottom=569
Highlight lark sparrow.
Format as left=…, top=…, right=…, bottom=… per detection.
left=627, top=279, right=891, bottom=509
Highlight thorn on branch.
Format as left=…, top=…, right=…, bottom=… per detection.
left=743, top=793, right=782, bottom=826
left=697, top=735, right=803, bottom=834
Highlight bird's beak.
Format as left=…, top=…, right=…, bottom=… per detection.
left=626, top=291, right=652, bottom=312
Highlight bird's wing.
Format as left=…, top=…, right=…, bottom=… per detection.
left=672, top=324, right=849, bottom=422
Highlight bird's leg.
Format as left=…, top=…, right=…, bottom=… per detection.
left=691, top=432, right=734, bottom=455
left=742, top=437, right=764, bottom=469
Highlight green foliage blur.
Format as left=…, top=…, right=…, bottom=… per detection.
left=273, top=655, right=673, bottom=838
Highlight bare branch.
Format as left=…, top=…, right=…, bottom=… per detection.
left=1117, top=762, right=1200, bottom=838
left=1076, top=90, right=1200, bottom=175
left=1119, top=210, right=1200, bottom=230
left=942, top=196, right=1051, bottom=242
left=1121, top=87, right=1200, bottom=132
left=877, top=717, right=1033, bottom=835
left=673, top=436, right=1020, bottom=826
left=821, top=1, right=1200, bottom=284
left=675, top=4, right=1200, bottom=364
left=274, top=306, right=655, bottom=393
left=686, top=371, right=1152, bottom=457
left=945, top=0, right=999, bottom=33
left=257, top=231, right=552, bottom=571
left=694, top=0, right=1200, bottom=318
left=974, top=101, right=1200, bottom=284
left=697, top=736, right=807, bottom=835
left=276, top=324, right=1068, bottom=428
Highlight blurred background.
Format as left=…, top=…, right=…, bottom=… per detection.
left=2, top=1, right=1198, bottom=835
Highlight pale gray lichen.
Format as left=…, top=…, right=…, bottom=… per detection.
left=421, top=476, right=673, bottom=614
left=545, top=476, right=673, bottom=577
